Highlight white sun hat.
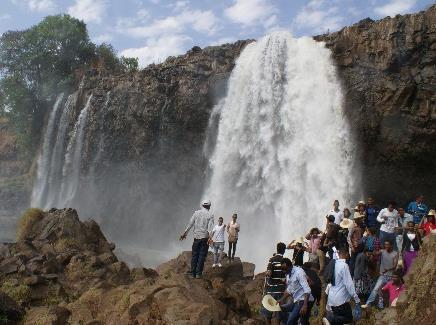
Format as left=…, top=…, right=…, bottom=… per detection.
left=261, top=294, right=282, bottom=312
left=201, top=199, right=211, bottom=207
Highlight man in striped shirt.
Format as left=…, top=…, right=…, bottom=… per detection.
left=261, top=242, right=287, bottom=324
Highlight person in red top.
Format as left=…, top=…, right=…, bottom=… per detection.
left=381, top=269, right=405, bottom=306
left=419, top=210, right=435, bottom=237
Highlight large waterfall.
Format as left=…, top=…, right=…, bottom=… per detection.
left=205, top=32, right=357, bottom=266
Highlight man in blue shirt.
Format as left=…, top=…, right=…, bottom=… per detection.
left=323, top=246, right=361, bottom=325
left=407, top=194, right=429, bottom=225
left=278, top=258, right=311, bottom=325
left=365, top=197, right=380, bottom=230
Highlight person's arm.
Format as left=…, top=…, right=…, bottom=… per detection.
left=401, top=233, right=406, bottom=253
left=382, top=282, right=391, bottom=292
left=208, top=216, right=214, bottom=237
left=343, top=264, right=360, bottom=304
left=226, top=222, right=230, bottom=233
left=376, top=209, right=385, bottom=223
left=180, top=213, right=195, bottom=240
left=298, top=270, right=312, bottom=315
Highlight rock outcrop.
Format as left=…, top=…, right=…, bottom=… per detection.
left=316, top=5, right=436, bottom=205
left=0, top=208, right=263, bottom=324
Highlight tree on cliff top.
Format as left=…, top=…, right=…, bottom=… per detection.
left=0, top=14, right=138, bottom=155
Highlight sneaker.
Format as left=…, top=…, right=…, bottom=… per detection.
left=361, top=304, right=369, bottom=309
left=218, top=263, right=222, bottom=267
left=212, top=264, right=216, bottom=268
left=322, top=317, right=330, bottom=325
left=196, top=274, right=203, bottom=279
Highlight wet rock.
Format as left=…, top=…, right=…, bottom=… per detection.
left=23, top=275, right=46, bottom=286
left=0, top=291, right=23, bottom=322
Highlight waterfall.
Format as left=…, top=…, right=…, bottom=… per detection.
left=58, top=95, right=93, bottom=207
left=204, top=32, right=357, bottom=266
left=31, top=93, right=64, bottom=206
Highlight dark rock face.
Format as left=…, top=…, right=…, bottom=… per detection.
left=315, top=5, right=436, bottom=206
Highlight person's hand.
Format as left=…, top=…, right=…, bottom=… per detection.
left=266, top=270, right=272, bottom=277
left=300, top=302, right=308, bottom=316
left=179, top=233, right=187, bottom=241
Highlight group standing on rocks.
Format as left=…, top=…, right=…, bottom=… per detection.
left=180, top=195, right=435, bottom=324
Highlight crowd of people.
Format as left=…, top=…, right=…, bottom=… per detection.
left=262, top=195, right=435, bottom=325
left=179, top=195, right=435, bottom=324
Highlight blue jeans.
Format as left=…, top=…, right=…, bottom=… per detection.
left=379, top=230, right=397, bottom=250
left=191, top=238, right=209, bottom=276
left=281, top=300, right=304, bottom=325
left=213, top=242, right=224, bottom=264
left=366, top=275, right=390, bottom=305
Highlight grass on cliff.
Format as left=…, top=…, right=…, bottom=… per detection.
left=16, top=208, right=44, bottom=241
left=1, top=281, right=31, bottom=305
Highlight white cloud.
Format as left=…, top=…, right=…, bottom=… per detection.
left=374, top=0, right=417, bottom=17
left=26, top=0, right=56, bottom=12
left=119, top=9, right=219, bottom=38
left=67, top=0, right=108, bottom=24
left=225, top=0, right=277, bottom=27
left=120, top=35, right=192, bottom=67
left=292, top=0, right=344, bottom=34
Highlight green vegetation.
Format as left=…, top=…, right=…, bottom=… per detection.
left=1, top=281, right=31, bottom=305
left=16, top=208, right=44, bottom=241
left=0, top=14, right=138, bottom=156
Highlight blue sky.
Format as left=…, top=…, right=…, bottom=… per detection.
left=0, top=0, right=434, bottom=66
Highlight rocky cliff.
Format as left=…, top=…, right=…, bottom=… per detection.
left=316, top=5, right=436, bottom=205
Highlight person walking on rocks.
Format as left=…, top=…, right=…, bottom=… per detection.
left=377, top=201, right=399, bottom=250
left=328, top=200, right=344, bottom=225
left=227, top=213, right=240, bottom=261
left=211, top=217, right=226, bottom=267
left=180, top=200, right=214, bottom=279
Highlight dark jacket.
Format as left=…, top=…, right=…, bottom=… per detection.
left=402, top=233, right=421, bottom=252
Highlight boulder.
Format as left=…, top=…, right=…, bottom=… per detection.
left=0, top=291, right=23, bottom=322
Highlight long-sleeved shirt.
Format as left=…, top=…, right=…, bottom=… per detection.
left=327, top=259, right=360, bottom=307
left=266, top=254, right=286, bottom=294
left=285, top=266, right=312, bottom=302
left=184, top=207, right=214, bottom=239
left=377, top=208, right=399, bottom=233
left=398, top=213, right=413, bottom=230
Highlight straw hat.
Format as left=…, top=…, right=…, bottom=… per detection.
left=340, top=218, right=353, bottom=229
left=358, top=200, right=366, bottom=205
left=427, top=209, right=435, bottom=216
left=261, top=294, right=281, bottom=312
left=353, top=212, right=364, bottom=220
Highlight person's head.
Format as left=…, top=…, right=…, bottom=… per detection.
left=426, top=214, right=435, bottom=224
left=387, top=201, right=396, bottom=212
left=355, top=216, right=364, bottom=226
left=343, top=208, right=351, bottom=218
left=281, top=257, right=293, bottom=272
left=277, top=242, right=286, bottom=255
left=358, top=203, right=365, bottom=213
left=232, top=213, right=237, bottom=221
left=310, top=227, right=320, bottom=236
left=337, top=245, right=349, bottom=259
left=201, top=199, right=211, bottom=210
left=398, top=207, right=405, bottom=216
left=367, top=227, right=377, bottom=236
left=392, top=269, right=404, bottom=286
left=416, top=194, right=424, bottom=204
left=406, top=221, right=415, bottom=232
left=218, top=217, right=223, bottom=225
left=367, top=197, right=374, bottom=206
left=333, top=200, right=339, bottom=209
left=384, top=240, right=393, bottom=252
left=327, top=215, right=335, bottom=223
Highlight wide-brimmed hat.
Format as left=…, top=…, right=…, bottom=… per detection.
left=262, top=294, right=281, bottom=312
left=358, top=200, right=365, bottom=205
left=353, top=212, right=364, bottom=220
left=340, top=218, right=353, bottom=229
left=427, top=209, right=435, bottom=216
left=201, top=199, right=211, bottom=207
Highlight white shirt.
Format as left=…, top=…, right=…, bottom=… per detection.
left=329, top=209, right=344, bottom=225
left=327, top=259, right=360, bottom=307
left=377, top=208, right=399, bottom=233
left=285, top=266, right=312, bottom=302
left=212, top=224, right=226, bottom=242
left=184, top=207, right=214, bottom=239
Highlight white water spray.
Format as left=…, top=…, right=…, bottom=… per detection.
left=205, top=32, right=357, bottom=267
left=31, top=93, right=64, bottom=206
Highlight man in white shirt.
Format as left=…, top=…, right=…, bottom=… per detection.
left=377, top=201, right=399, bottom=250
left=278, top=258, right=311, bottom=325
left=180, top=200, right=214, bottom=279
left=328, top=200, right=344, bottom=225
left=211, top=217, right=226, bottom=267
left=323, top=246, right=360, bottom=325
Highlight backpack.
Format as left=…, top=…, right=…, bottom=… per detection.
left=323, top=259, right=336, bottom=285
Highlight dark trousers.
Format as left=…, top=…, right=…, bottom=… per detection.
left=191, top=238, right=209, bottom=276
left=300, top=301, right=314, bottom=325
left=228, top=241, right=237, bottom=258
left=327, top=302, right=353, bottom=325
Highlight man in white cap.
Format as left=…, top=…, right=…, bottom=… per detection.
left=180, top=200, right=214, bottom=279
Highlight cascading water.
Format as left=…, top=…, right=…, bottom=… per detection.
left=31, top=93, right=64, bottom=206
left=205, top=32, right=358, bottom=267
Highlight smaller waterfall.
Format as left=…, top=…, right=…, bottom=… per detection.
left=31, top=93, right=64, bottom=206
left=59, top=95, right=93, bottom=207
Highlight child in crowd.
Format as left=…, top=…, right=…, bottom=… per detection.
left=381, top=269, right=405, bottom=306
left=211, top=217, right=226, bottom=267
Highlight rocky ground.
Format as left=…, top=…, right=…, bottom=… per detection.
left=0, top=209, right=435, bottom=324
